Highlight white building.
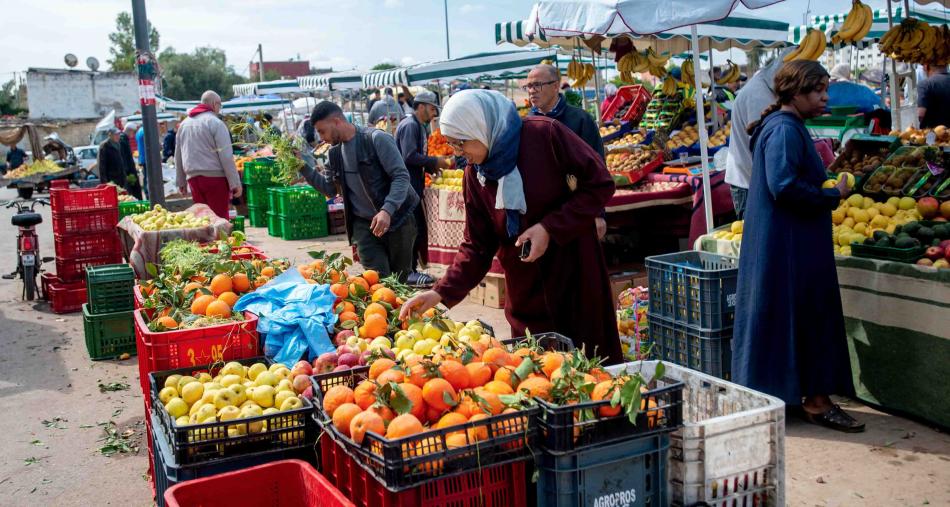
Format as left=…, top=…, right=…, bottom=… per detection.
left=26, top=68, right=139, bottom=120
left=820, top=45, right=887, bottom=77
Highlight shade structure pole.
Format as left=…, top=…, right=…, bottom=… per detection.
left=691, top=25, right=714, bottom=234
left=708, top=46, right=719, bottom=132
left=887, top=1, right=901, bottom=131
left=591, top=47, right=602, bottom=120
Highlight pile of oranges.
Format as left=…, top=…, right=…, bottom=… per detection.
left=427, top=129, right=455, bottom=157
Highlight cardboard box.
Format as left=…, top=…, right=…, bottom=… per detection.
left=483, top=276, right=506, bottom=309
left=610, top=270, right=648, bottom=305
left=467, top=282, right=485, bottom=305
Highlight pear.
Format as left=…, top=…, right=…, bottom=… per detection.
left=274, top=390, right=296, bottom=409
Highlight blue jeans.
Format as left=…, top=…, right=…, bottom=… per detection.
left=730, top=185, right=748, bottom=220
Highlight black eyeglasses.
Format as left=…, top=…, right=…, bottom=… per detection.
left=521, top=80, right=558, bottom=92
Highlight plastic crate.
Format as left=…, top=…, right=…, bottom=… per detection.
left=50, top=184, right=118, bottom=214
left=267, top=185, right=329, bottom=216
left=499, top=332, right=575, bottom=352
left=849, top=242, right=926, bottom=263
left=55, top=252, right=123, bottom=283
left=267, top=212, right=329, bottom=240
left=242, top=159, right=278, bottom=185
left=646, top=251, right=738, bottom=330
left=537, top=432, right=669, bottom=507
left=51, top=209, right=120, bottom=236
left=151, top=411, right=316, bottom=507
left=145, top=401, right=156, bottom=499
left=318, top=433, right=527, bottom=507
left=133, top=284, right=145, bottom=310
left=230, top=215, right=245, bottom=233
left=82, top=304, right=135, bottom=360
left=149, top=357, right=317, bottom=466
left=328, top=209, right=346, bottom=235
left=54, top=231, right=120, bottom=260
left=134, top=309, right=260, bottom=399
left=311, top=367, right=538, bottom=491
left=163, top=459, right=353, bottom=507
left=609, top=361, right=786, bottom=507
left=86, top=264, right=135, bottom=314
left=41, top=272, right=55, bottom=301
left=245, top=185, right=273, bottom=208
left=247, top=205, right=268, bottom=228
left=119, top=200, right=151, bottom=218
left=48, top=278, right=87, bottom=314
left=647, top=313, right=733, bottom=380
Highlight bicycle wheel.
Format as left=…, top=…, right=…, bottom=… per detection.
left=23, top=263, right=36, bottom=301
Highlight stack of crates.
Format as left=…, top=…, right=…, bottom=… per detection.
left=119, top=200, right=151, bottom=219
left=242, top=158, right=281, bottom=227
left=265, top=186, right=328, bottom=240
left=645, top=251, right=738, bottom=380
left=46, top=183, right=123, bottom=313
left=82, top=264, right=136, bottom=360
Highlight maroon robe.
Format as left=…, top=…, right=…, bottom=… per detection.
left=433, top=116, right=623, bottom=364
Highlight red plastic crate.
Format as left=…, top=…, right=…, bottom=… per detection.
left=318, top=435, right=527, bottom=507
left=48, top=278, right=87, bottom=314
left=52, top=209, right=120, bottom=236
left=50, top=184, right=118, bottom=214
left=145, top=400, right=157, bottom=500
left=41, top=272, right=55, bottom=301
left=134, top=309, right=260, bottom=400
left=54, top=231, right=121, bottom=260
left=163, top=459, right=353, bottom=507
left=55, top=253, right=123, bottom=283
left=600, top=85, right=652, bottom=124
left=133, top=284, right=145, bottom=310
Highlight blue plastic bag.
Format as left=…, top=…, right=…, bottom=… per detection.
left=234, top=269, right=339, bottom=366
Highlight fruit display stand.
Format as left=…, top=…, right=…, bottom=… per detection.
left=117, top=203, right=232, bottom=279
left=804, top=114, right=867, bottom=143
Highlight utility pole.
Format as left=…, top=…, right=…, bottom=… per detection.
left=131, top=0, right=164, bottom=205
left=258, top=44, right=265, bottom=82
left=443, top=0, right=451, bottom=59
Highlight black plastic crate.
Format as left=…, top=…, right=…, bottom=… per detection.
left=537, top=432, right=669, bottom=507
left=310, top=367, right=539, bottom=492
left=148, top=357, right=317, bottom=466
left=500, top=332, right=575, bottom=353
left=646, top=251, right=738, bottom=330
left=150, top=411, right=316, bottom=507
left=647, top=312, right=733, bottom=380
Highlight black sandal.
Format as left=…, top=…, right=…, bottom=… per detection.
left=802, top=404, right=866, bottom=433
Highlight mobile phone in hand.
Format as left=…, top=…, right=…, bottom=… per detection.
left=520, top=240, right=532, bottom=260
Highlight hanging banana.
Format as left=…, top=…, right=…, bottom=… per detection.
left=831, top=0, right=872, bottom=45
left=880, top=18, right=947, bottom=65
left=661, top=75, right=678, bottom=97
left=715, top=60, right=740, bottom=86
left=679, top=58, right=694, bottom=86
left=785, top=28, right=827, bottom=62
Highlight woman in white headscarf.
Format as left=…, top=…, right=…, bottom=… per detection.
left=399, top=90, right=623, bottom=363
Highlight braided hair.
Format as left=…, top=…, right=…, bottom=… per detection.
left=746, top=60, right=830, bottom=135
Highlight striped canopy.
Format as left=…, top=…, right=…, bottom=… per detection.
left=232, top=80, right=303, bottom=97
left=361, top=49, right=559, bottom=88
left=790, top=6, right=950, bottom=46
left=158, top=94, right=289, bottom=115
left=297, top=70, right=364, bottom=91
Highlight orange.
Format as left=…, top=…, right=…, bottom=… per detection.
left=385, top=414, right=424, bottom=439
left=540, top=352, right=565, bottom=379
left=362, top=270, right=380, bottom=286
left=336, top=301, right=356, bottom=314
left=464, top=362, right=492, bottom=388
left=361, top=314, right=389, bottom=339
left=453, top=395, right=480, bottom=419
left=493, top=367, right=519, bottom=388
left=354, top=381, right=377, bottom=410
left=369, top=358, right=397, bottom=380
left=217, top=291, right=239, bottom=308
left=298, top=266, right=313, bottom=279
left=205, top=300, right=232, bottom=318
left=190, top=274, right=207, bottom=283
left=350, top=410, right=385, bottom=445
left=364, top=302, right=388, bottom=320
left=483, top=380, right=514, bottom=396
left=338, top=311, right=359, bottom=324
left=254, top=276, right=269, bottom=288
left=517, top=377, right=553, bottom=401
left=376, top=368, right=406, bottom=386
left=446, top=433, right=470, bottom=449
left=371, top=287, right=398, bottom=306
left=348, top=277, right=370, bottom=297
left=425, top=406, right=445, bottom=425
left=209, top=274, right=233, bottom=296
left=191, top=294, right=216, bottom=316
left=369, top=283, right=385, bottom=293
left=438, top=360, right=470, bottom=391
left=473, top=388, right=503, bottom=415
left=408, top=437, right=445, bottom=475
left=422, top=378, right=458, bottom=412
left=589, top=367, right=612, bottom=383
left=367, top=404, right=395, bottom=423
left=466, top=413, right=489, bottom=441
left=332, top=403, right=362, bottom=437
left=395, top=383, right=425, bottom=420
left=182, top=281, right=204, bottom=299
left=261, top=266, right=276, bottom=277
left=310, top=259, right=326, bottom=273
left=407, top=363, right=431, bottom=388
left=435, top=412, right=468, bottom=433
left=480, top=348, right=510, bottom=374
left=329, top=269, right=342, bottom=284
left=592, top=381, right=622, bottom=417
left=330, top=283, right=349, bottom=299
left=323, top=385, right=355, bottom=416
left=156, top=316, right=178, bottom=329
left=232, top=273, right=251, bottom=293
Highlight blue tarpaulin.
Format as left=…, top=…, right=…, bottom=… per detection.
left=233, top=269, right=338, bottom=366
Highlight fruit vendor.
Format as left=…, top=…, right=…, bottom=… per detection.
left=4, top=143, right=26, bottom=172
left=917, top=63, right=950, bottom=129
left=399, top=89, right=624, bottom=365
left=526, top=64, right=607, bottom=240
left=96, top=127, right=128, bottom=189
left=395, top=90, right=454, bottom=284
left=733, top=61, right=864, bottom=433
left=302, top=101, right=420, bottom=281
left=826, top=63, right=884, bottom=114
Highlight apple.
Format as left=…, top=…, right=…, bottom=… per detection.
left=917, top=197, right=939, bottom=219
left=939, top=240, right=950, bottom=251
left=333, top=364, right=351, bottom=372
left=934, top=258, right=949, bottom=269
left=291, top=360, right=313, bottom=378
left=336, top=345, right=355, bottom=356
left=335, top=329, right=355, bottom=346
left=941, top=200, right=950, bottom=219
left=313, top=352, right=338, bottom=374
left=292, top=374, right=311, bottom=394
left=924, top=246, right=945, bottom=261
left=300, top=386, right=314, bottom=400
left=359, top=349, right=373, bottom=366
left=338, top=352, right=360, bottom=367
left=916, top=258, right=934, bottom=267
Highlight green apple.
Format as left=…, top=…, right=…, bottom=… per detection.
left=164, top=375, right=182, bottom=390
left=196, top=372, right=212, bottom=383
left=176, top=376, right=198, bottom=393
left=247, top=363, right=267, bottom=381
left=213, top=389, right=238, bottom=409
left=220, top=361, right=244, bottom=378
left=181, top=382, right=204, bottom=405
left=274, top=390, right=296, bottom=409
left=250, top=385, right=276, bottom=408
left=370, top=337, right=392, bottom=350
left=220, top=374, right=243, bottom=387
left=255, top=371, right=278, bottom=387
left=413, top=338, right=438, bottom=356
left=228, top=384, right=248, bottom=406
left=280, top=396, right=304, bottom=411
left=164, top=397, right=188, bottom=418
left=217, top=405, right=241, bottom=422
left=395, top=333, right=416, bottom=351
left=192, top=404, right=217, bottom=424
left=276, top=379, right=293, bottom=393
left=158, top=387, right=178, bottom=405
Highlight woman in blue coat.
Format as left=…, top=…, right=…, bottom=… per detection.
left=733, top=60, right=864, bottom=432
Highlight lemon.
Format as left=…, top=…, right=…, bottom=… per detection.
left=730, top=220, right=743, bottom=234
left=840, top=246, right=852, bottom=256
left=898, top=197, right=916, bottom=210
left=870, top=215, right=889, bottom=229
left=886, top=196, right=901, bottom=207
left=854, top=223, right=867, bottom=235
left=831, top=209, right=845, bottom=225
left=880, top=203, right=897, bottom=217
left=866, top=207, right=880, bottom=219
left=862, top=197, right=874, bottom=210
left=822, top=179, right=837, bottom=189
left=422, top=322, right=443, bottom=341
left=852, top=209, right=870, bottom=224
left=836, top=172, right=856, bottom=189
left=846, top=194, right=865, bottom=208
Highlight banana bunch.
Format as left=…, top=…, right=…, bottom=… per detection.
left=831, top=0, right=873, bottom=45
left=566, top=59, right=595, bottom=88
left=645, top=49, right=669, bottom=78
left=661, top=75, right=679, bottom=97
left=679, top=58, right=694, bottom=86
left=880, top=19, right=950, bottom=66
left=715, top=60, right=740, bottom=86
left=617, top=49, right=669, bottom=82
left=784, top=28, right=827, bottom=62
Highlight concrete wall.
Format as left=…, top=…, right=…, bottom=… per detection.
left=26, top=69, right=139, bottom=120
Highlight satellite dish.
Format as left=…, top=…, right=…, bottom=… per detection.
left=86, top=57, right=100, bottom=72
left=64, top=54, right=78, bottom=68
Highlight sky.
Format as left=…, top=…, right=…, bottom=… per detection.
left=0, top=0, right=908, bottom=88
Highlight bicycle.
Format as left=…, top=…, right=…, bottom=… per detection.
left=1, top=197, right=54, bottom=301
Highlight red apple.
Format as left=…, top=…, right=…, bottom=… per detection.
left=300, top=386, right=314, bottom=400
left=313, top=352, right=338, bottom=373
left=291, top=360, right=313, bottom=378
left=917, top=197, right=939, bottom=219
left=925, top=246, right=945, bottom=261
left=336, top=345, right=355, bottom=356
left=358, top=349, right=373, bottom=366
left=334, top=329, right=355, bottom=346
left=292, top=374, right=312, bottom=394
left=916, top=258, right=934, bottom=267
left=940, top=240, right=950, bottom=251
left=338, top=353, right=360, bottom=367
left=332, top=364, right=351, bottom=372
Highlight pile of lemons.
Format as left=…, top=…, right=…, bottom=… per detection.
left=832, top=193, right=922, bottom=256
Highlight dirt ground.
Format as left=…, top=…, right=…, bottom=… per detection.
left=0, top=187, right=946, bottom=506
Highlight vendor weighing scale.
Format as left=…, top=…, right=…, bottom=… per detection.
left=662, top=155, right=714, bottom=176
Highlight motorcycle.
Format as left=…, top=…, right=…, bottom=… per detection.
left=2, top=197, right=53, bottom=300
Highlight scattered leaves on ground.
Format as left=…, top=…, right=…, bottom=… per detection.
left=41, top=417, right=67, bottom=430
left=98, top=422, right=138, bottom=457
left=98, top=381, right=130, bottom=393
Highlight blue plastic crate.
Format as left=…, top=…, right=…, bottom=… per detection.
left=646, top=251, right=738, bottom=330
left=537, top=433, right=670, bottom=507
left=647, top=312, right=733, bottom=380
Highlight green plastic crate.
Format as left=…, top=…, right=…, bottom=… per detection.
left=82, top=304, right=136, bottom=360
left=245, top=185, right=272, bottom=208
left=119, top=200, right=151, bottom=218
left=230, top=215, right=245, bottom=233
left=266, top=212, right=328, bottom=240
left=241, top=159, right=277, bottom=185
left=247, top=205, right=267, bottom=227
left=85, top=264, right=135, bottom=314
left=267, top=186, right=328, bottom=216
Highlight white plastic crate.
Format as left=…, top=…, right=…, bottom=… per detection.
left=607, top=361, right=785, bottom=507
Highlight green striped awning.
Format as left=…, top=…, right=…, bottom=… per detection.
left=232, top=79, right=302, bottom=97
left=361, top=67, right=411, bottom=88
left=361, top=49, right=559, bottom=88
left=298, top=71, right=364, bottom=91
left=495, top=20, right=549, bottom=46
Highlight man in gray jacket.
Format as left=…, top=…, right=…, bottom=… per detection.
left=175, top=91, right=242, bottom=218
left=303, top=101, right=419, bottom=280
